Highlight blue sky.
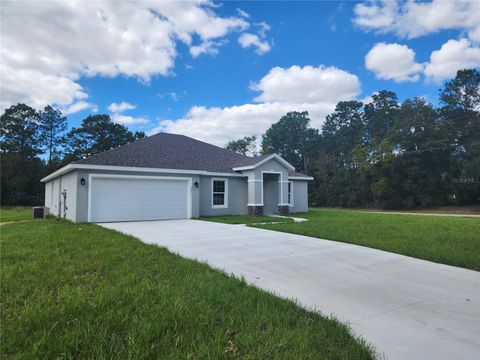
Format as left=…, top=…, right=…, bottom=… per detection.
left=2, top=0, right=480, bottom=145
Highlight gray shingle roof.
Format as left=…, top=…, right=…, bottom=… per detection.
left=74, top=132, right=308, bottom=177
left=288, top=170, right=311, bottom=178
left=231, top=153, right=273, bottom=167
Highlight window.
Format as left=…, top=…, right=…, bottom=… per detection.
left=212, top=179, right=228, bottom=208
left=287, top=181, right=293, bottom=206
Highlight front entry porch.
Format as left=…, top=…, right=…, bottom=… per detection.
left=247, top=172, right=289, bottom=216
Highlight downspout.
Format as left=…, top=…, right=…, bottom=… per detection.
left=58, top=175, right=62, bottom=217
left=62, top=190, right=67, bottom=218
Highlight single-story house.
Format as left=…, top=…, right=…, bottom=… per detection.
left=41, top=132, right=313, bottom=223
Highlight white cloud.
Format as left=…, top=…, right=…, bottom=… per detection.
left=108, top=101, right=147, bottom=125
left=112, top=114, right=149, bottom=126
left=62, top=101, right=98, bottom=115
left=238, top=33, right=271, bottom=55
left=170, top=93, right=179, bottom=102
left=424, top=39, right=480, bottom=82
left=1, top=1, right=250, bottom=111
left=356, top=1, right=480, bottom=83
left=151, top=102, right=337, bottom=147
left=108, top=101, right=136, bottom=113
left=354, top=0, right=480, bottom=42
left=237, top=8, right=250, bottom=18
left=190, top=40, right=224, bottom=58
left=354, top=1, right=399, bottom=30
left=251, top=65, right=361, bottom=103
left=365, top=43, right=424, bottom=82
left=238, top=21, right=272, bottom=55
left=365, top=39, right=479, bottom=84
left=151, top=65, right=361, bottom=146
left=360, top=92, right=378, bottom=105
left=0, top=64, right=87, bottom=111
left=256, top=22, right=271, bottom=38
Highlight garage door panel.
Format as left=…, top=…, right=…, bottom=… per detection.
left=89, top=176, right=190, bottom=222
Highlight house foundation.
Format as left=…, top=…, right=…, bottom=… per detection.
left=277, top=205, right=289, bottom=215
left=248, top=205, right=264, bottom=216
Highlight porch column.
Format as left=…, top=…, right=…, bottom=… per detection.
left=278, top=176, right=290, bottom=215
left=247, top=172, right=263, bottom=215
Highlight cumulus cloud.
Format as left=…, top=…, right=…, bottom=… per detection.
left=251, top=65, right=361, bottom=103
left=190, top=40, right=225, bottom=58
left=424, top=39, right=480, bottom=82
left=1, top=1, right=250, bottom=111
left=238, top=33, right=271, bottom=55
left=152, top=102, right=337, bottom=146
left=151, top=65, right=361, bottom=146
left=111, top=114, right=149, bottom=126
left=108, top=101, right=147, bottom=125
left=365, top=43, right=424, bottom=82
left=108, top=102, right=136, bottom=113
left=360, top=92, right=378, bottom=105
left=354, top=0, right=480, bottom=42
left=0, top=64, right=87, bottom=111
left=62, top=101, right=98, bottom=115
left=354, top=0, right=398, bottom=29
left=238, top=21, right=272, bottom=55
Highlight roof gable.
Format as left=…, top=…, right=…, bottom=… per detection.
left=232, top=154, right=295, bottom=171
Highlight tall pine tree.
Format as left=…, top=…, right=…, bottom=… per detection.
left=39, top=105, right=67, bottom=164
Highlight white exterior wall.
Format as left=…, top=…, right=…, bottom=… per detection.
left=199, top=176, right=248, bottom=216
left=289, top=180, right=309, bottom=213
left=244, top=158, right=290, bottom=207
left=42, top=161, right=310, bottom=222
left=44, top=170, right=77, bottom=221
left=263, top=175, right=279, bottom=214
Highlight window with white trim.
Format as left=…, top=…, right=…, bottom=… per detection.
left=212, top=179, right=227, bottom=207
left=287, top=181, right=293, bottom=205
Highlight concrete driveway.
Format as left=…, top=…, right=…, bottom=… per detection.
left=100, top=219, right=480, bottom=360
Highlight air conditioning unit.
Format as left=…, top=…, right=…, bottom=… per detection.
left=32, top=206, right=50, bottom=218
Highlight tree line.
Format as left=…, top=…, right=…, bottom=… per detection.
left=225, top=69, right=479, bottom=209
left=1, top=108, right=144, bottom=205
left=1, top=68, right=478, bottom=209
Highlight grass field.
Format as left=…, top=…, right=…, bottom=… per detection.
left=388, top=206, right=480, bottom=215
left=329, top=206, right=480, bottom=215
left=1, top=217, right=373, bottom=359
left=199, top=214, right=292, bottom=224
left=0, top=206, right=32, bottom=222
left=253, top=208, right=480, bottom=271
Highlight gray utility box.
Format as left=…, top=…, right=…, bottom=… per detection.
left=32, top=206, right=50, bottom=218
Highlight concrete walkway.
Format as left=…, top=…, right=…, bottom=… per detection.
left=100, top=220, right=480, bottom=360
left=271, top=214, right=308, bottom=222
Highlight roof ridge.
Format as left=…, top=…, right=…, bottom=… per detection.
left=167, top=132, right=249, bottom=159
left=74, top=131, right=152, bottom=164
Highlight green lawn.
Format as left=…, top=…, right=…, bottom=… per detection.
left=199, top=214, right=293, bottom=224
left=0, top=206, right=32, bottom=222
left=1, top=219, right=373, bottom=359
left=253, top=208, right=480, bottom=271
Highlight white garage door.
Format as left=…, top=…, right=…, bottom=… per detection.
left=89, top=175, right=191, bottom=222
